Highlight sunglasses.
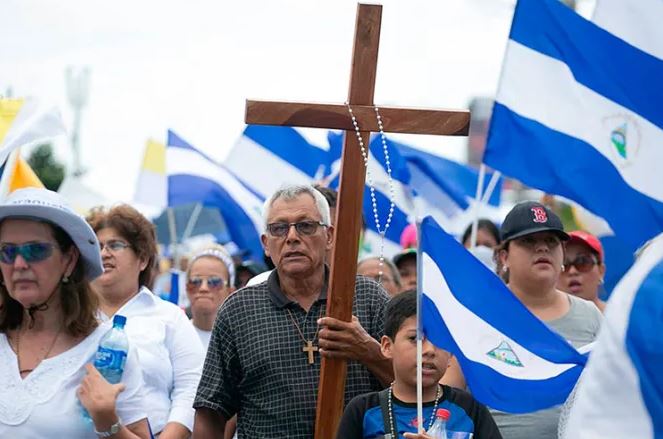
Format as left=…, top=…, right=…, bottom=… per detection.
left=563, top=255, right=598, bottom=273
left=0, top=242, right=56, bottom=264
left=187, top=276, right=226, bottom=289
left=266, top=221, right=326, bottom=237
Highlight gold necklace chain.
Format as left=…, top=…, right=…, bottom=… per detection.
left=285, top=307, right=325, bottom=365
left=285, top=307, right=324, bottom=344
left=15, top=324, right=64, bottom=376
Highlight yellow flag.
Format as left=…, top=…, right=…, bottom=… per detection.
left=134, top=139, right=167, bottom=207
left=142, top=139, right=166, bottom=174
left=0, top=98, right=24, bottom=146
left=8, top=154, right=44, bottom=193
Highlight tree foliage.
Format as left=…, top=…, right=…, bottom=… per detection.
left=27, top=143, right=66, bottom=191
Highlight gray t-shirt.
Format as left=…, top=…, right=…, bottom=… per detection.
left=491, top=294, right=603, bottom=439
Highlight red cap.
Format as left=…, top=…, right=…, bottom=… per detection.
left=568, top=230, right=604, bottom=262
left=435, top=408, right=451, bottom=421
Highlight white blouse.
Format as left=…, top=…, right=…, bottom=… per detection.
left=101, top=287, right=204, bottom=434
left=192, top=324, right=212, bottom=350
left=0, top=322, right=147, bottom=438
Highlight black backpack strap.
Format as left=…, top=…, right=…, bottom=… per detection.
left=378, top=388, right=396, bottom=439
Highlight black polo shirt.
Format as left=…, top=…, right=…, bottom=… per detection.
left=193, top=269, right=390, bottom=438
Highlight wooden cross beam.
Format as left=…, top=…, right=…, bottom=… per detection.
left=245, top=4, right=469, bottom=438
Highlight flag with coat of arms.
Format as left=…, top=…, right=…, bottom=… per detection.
left=484, top=0, right=663, bottom=254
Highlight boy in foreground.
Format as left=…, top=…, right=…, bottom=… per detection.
left=336, top=291, right=502, bottom=439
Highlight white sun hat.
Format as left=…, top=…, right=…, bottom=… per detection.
left=0, top=187, right=103, bottom=279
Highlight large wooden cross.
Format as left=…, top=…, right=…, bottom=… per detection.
left=245, top=4, right=469, bottom=438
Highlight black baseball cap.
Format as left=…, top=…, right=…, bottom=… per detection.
left=500, top=201, right=570, bottom=242
left=393, top=248, right=416, bottom=268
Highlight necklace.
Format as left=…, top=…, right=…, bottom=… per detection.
left=345, top=103, right=396, bottom=284
left=285, top=307, right=324, bottom=365
left=14, top=324, right=64, bottom=376
left=387, top=382, right=442, bottom=436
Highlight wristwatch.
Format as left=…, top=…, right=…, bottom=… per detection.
left=94, top=419, right=122, bottom=437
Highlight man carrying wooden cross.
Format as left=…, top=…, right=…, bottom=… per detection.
left=193, top=184, right=393, bottom=438
left=195, top=4, right=469, bottom=437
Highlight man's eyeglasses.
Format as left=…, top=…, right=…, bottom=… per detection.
left=187, top=276, right=226, bottom=289
left=563, top=255, right=598, bottom=273
left=99, top=240, right=131, bottom=253
left=266, top=221, right=327, bottom=237
left=0, top=242, right=56, bottom=264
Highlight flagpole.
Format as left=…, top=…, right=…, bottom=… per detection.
left=470, top=163, right=486, bottom=249
left=415, top=217, right=424, bottom=434
left=480, top=170, right=501, bottom=205
left=0, top=148, right=20, bottom=200
left=182, top=202, right=204, bottom=242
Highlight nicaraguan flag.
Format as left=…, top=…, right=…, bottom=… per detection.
left=561, top=232, right=663, bottom=438
left=420, top=216, right=588, bottom=413
left=326, top=132, right=414, bottom=257
left=484, top=0, right=663, bottom=251
left=224, top=125, right=330, bottom=198
left=327, top=132, right=503, bottom=254
left=395, top=140, right=503, bottom=236
left=167, top=130, right=265, bottom=260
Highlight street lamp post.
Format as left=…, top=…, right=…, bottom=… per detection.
left=65, top=66, right=90, bottom=177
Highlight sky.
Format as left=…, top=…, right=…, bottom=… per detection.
left=1, top=0, right=592, bottom=204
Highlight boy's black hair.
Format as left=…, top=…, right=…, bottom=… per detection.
left=384, top=289, right=417, bottom=339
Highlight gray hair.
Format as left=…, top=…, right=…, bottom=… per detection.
left=357, top=256, right=402, bottom=288
left=263, top=184, right=332, bottom=227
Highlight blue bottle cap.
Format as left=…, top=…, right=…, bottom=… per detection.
left=113, top=314, right=127, bottom=327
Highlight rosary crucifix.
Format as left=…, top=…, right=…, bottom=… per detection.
left=245, top=4, right=469, bottom=438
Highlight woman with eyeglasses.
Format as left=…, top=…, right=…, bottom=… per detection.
left=87, top=205, right=204, bottom=439
left=557, top=230, right=607, bottom=312
left=442, top=202, right=603, bottom=439
left=185, top=245, right=235, bottom=348
left=0, top=188, right=149, bottom=438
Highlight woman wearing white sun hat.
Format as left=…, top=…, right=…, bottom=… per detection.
left=0, top=188, right=149, bottom=438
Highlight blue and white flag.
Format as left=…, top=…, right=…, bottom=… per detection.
left=167, top=130, right=265, bottom=260
left=224, top=125, right=504, bottom=260
left=395, top=140, right=503, bottom=236
left=224, top=125, right=330, bottom=198
left=326, top=132, right=413, bottom=256
left=484, top=0, right=663, bottom=251
left=397, top=142, right=501, bottom=208
left=420, top=216, right=588, bottom=413
left=562, top=232, right=663, bottom=438
left=327, top=133, right=502, bottom=257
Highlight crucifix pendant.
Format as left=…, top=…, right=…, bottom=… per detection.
left=303, top=340, right=318, bottom=365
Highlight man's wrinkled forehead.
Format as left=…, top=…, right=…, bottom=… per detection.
left=267, top=193, right=321, bottom=221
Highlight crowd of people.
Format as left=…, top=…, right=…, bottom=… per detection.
left=0, top=182, right=639, bottom=439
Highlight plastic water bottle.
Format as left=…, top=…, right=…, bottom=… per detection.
left=427, top=408, right=451, bottom=438
left=82, top=315, right=129, bottom=423
left=94, top=314, right=129, bottom=383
